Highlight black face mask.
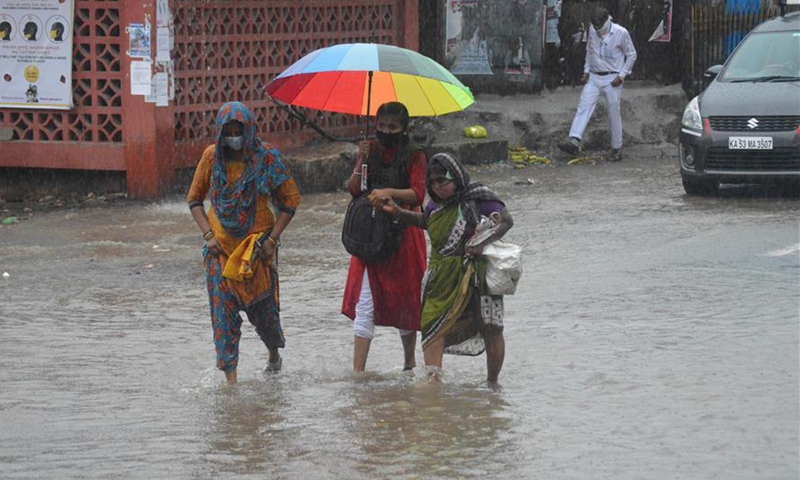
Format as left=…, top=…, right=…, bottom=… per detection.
left=376, top=130, right=403, bottom=149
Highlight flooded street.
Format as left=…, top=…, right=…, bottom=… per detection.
left=1, top=150, right=798, bottom=479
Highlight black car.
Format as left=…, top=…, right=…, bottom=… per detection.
left=679, top=12, right=800, bottom=195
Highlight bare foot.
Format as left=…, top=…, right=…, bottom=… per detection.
left=426, top=365, right=443, bottom=382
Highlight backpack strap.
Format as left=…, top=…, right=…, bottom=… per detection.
left=365, top=141, right=424, bottom=190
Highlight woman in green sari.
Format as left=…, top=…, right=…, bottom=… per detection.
left=380, top=152, right=514, bottom=384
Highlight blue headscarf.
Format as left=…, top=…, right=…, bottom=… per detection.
left=210, top=102, right=292, bottom=238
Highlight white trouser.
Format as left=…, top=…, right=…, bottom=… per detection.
left=568, top=73, right=624, bottom=150
left=353, top=270, right=413, bottom=340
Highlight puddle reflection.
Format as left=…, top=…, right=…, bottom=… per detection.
left=338, top=375, right=514, bottom=479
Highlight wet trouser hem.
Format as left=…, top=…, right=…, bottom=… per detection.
left=218, top=362, right=238, bottom=372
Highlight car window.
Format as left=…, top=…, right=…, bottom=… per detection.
left=721, top=31, right=800, bottom=80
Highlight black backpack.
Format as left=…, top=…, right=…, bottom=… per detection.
left=341, top=141, right=422, bottom=264
left=341, top=194, right=405, bottom=264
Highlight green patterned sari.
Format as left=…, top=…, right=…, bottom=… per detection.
left=421, top=202, right=503, bottom=356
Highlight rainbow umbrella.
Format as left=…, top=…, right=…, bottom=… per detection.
left=265, top=43, right=474, bottom=118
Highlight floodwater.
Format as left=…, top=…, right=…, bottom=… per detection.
left=1, top=150, right=798, bottom=479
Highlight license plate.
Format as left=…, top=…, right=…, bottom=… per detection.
left=728, top=136, right=773, bottom=150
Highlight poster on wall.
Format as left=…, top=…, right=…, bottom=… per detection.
left=648, top=0, right=673, bottom=42
left=445, top=0, right=542, bottom=77
left=0, top=0, right=75, bottom=109
left=128, top=22, right=151, bottom=58
left=545, top=0, right=561, bottom=46
left=446, top=0, right=493, bottom=75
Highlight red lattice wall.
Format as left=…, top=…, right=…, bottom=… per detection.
left=0, top=0, right=418, bottom=199
left=171, top=0, right=418, bottom=169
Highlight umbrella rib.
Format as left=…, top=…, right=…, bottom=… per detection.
left=413, top=75, right=439, bottom=116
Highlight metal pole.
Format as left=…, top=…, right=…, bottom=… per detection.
left=690, top=5, right=697, bottom=93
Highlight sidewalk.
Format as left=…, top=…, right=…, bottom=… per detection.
left=282, top=80, right=687, bottom=193
left=0, top=81, right=687, bottom=218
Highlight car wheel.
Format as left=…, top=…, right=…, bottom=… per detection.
left=682, top=175, right=719, bottom=196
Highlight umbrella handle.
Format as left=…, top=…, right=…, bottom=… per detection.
left=364, top=70, right=373, bottom=141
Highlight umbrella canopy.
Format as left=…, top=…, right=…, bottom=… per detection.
left=266, top=43, right=474, bottom=117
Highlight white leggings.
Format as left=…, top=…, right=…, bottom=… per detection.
left=353, top=270, right=414, bottom=340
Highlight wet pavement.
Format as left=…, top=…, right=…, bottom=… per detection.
left=1, top=147, right=798, bottom=479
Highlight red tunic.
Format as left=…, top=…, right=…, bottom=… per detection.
left=341, top=147, right=428, bottom=331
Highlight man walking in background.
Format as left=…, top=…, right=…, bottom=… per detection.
left=558, top=7, right=637, bottom=161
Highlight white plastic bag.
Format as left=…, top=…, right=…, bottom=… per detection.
left=467, top=214, right=523, bottom=295
left=482, top=241, right=522, bottom=295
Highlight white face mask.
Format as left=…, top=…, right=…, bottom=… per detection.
left=223, top=136, right=244, bottom=151
left=597, top=17, right=612, bottom=36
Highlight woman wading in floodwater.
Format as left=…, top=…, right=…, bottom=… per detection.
left=187, top=101, right=301, bottom=384
left=341, top=102, right=428, bottom=372
left=380, top=152, right=513, bottom=384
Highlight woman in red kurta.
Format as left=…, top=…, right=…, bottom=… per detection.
left=341, top=102, right=427, bottom=372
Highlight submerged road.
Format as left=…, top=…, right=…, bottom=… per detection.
left=1, top=147, right=798, bottom=479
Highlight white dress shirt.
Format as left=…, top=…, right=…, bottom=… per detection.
left=584, top=22, right=637, bottom=79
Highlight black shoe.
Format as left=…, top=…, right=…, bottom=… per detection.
left=557, top=137, right=582, bottom=155
left=608, top=149, right=622, bottom=162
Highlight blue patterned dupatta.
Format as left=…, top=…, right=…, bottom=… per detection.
left=210, top=102, right=291, bottom=238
